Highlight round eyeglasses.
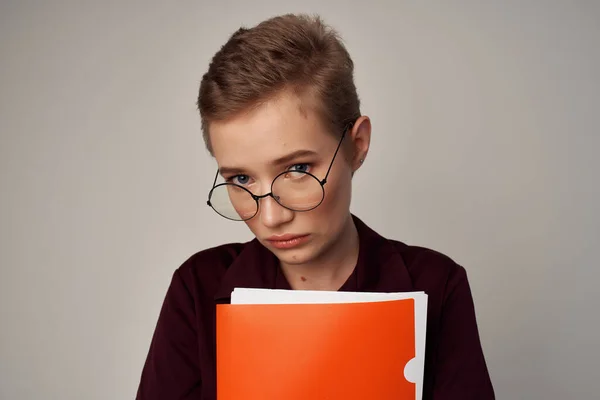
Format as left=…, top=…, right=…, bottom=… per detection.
left=207, top=123, right=352, bottom=221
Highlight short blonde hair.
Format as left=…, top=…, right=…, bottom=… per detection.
left=197, top=14, right=361, bottom=153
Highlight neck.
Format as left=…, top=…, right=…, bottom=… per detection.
left=280, top=215, right=359, bottom=291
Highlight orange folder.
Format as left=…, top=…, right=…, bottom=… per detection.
left=217, top=299, right=416, bottom=400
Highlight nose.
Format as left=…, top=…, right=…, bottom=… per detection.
left=259, top=193, right=294, bottom=228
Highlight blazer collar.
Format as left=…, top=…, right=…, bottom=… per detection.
left=214, top=215, right=413, bottom=302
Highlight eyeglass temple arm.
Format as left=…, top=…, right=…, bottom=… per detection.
left=211, top=169, right=219, bottom=187
left=206, top=169, right=220, bottom=206
left=322, top=123, right=352, bottom=185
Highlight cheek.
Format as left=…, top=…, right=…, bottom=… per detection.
left=315, top=167, right=353, bottom=217
left=244, top=219, right=261, bottom=236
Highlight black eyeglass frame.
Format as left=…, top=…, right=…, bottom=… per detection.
left=207, top=122, right=354, bottom=221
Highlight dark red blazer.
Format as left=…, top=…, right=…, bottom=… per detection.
left=136, top=215, right=495, bottom=399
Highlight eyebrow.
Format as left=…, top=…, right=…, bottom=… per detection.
left=218, top=149, right=319, bottom=176
left=272, top=149, right=319, bottom=166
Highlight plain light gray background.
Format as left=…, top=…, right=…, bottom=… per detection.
left=1, top=1, right=598, bottom=399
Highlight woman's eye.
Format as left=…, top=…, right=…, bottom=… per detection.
left=232, top=175, right=250, bottom=185
left=289, top=163, right=310, bottom=173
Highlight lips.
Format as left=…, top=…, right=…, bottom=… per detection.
left=267, top=233, right=306, bottom=241
left=266, top=234, right=310, bottom=249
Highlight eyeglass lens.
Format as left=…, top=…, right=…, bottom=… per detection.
left=209, top=170, right=324, bottom=221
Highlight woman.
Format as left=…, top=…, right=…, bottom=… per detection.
left=137, top=14, right=495, bottom=400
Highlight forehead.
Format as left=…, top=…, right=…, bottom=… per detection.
left=209, top=93, right=335, bottom=166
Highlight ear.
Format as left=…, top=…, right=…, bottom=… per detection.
left=349, top=116, right=371, bottom=172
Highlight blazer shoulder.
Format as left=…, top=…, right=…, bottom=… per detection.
left=175, top=242, right=248, bottom=284
left=389, top=239, right=466, bottom=284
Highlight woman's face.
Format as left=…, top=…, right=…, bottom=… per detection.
left=209, top=92, right=366, bottom=266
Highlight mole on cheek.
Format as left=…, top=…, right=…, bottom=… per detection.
left=301, top=276, right=307, bottom=282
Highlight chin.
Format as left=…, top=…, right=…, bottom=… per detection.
left=268, top=244, right=317, bottom=265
